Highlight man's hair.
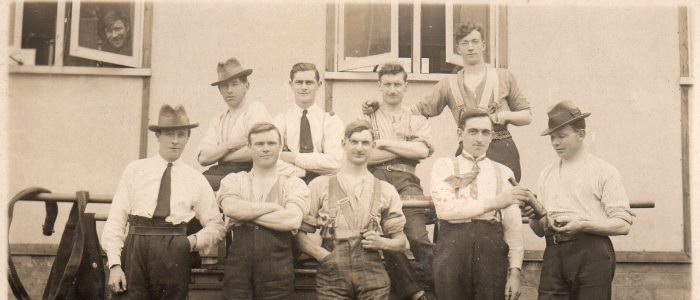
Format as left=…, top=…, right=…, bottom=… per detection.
left=571, top=119, right=586, bottom=131
left=454, top=22, right=485, bottom=43
left=290, top=63, right=320, bottom=82
left=378, top=62, right=407, bottom=82
left=247, top=122, right=281, bottom=144
left=344, top=120, right=374, bottom=140
left=99, top=10, right=130, bottom=39
left=458, top=109, right=490, bottom=130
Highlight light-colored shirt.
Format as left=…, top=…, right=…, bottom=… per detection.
left=431, top=153, right=524, bottom=269
left=101, top=155, right=226, bottom=267
left=303, top=173, right=406, bottom=240
left=197, top=100, right=272, bottom=159
left=274, top=104, right=344, bottom=175
left=537, top=153, right=635, bottom=225
left=362, top=105, right=434, bottom=158
left=217, top=170, right=310, bottom=230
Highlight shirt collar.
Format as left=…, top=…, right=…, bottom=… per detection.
left=292, top=103, right=320, bottom=116
left=155, top=154, right=182, bottom=167
left=461, top=151, right=486, bottom=162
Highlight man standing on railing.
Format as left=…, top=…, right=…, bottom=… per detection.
left=430, top=109, right=524, bottom=300
left=198, top=57, right=273, bottom=191
left=273, top=62, right=344, bottom=184
left=102, top=104, right=226, bottom=299
left=522, top=101, right=635, bottom=300
left=296, top=120, right=408, bottom=300
left=363, top=62, right=435, bottom=300
left=217, top=122, right=310, bottom=299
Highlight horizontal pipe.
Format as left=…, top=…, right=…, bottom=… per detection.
left=401, top=198, right=654, bottom=209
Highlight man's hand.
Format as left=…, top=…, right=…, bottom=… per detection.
left=108, top=265, right=127, bottom=294
left=551, top=215, right=585, bottom=234
left=361, top=231, right=388, bottom=250
left=489, top=112, right=509, bottom=125
left=492, top=188, right=524, bottom=210
left=505, top=268, right=521, bottom=300
left=362, top=100, right=381, bottom=115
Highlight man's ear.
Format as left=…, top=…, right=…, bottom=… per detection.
left=456, top=128, right=464, bottom=138
left=578, top=129, right=586, bottom=138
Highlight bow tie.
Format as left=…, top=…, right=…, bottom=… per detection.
left=444, top=154, right=485, bottom=188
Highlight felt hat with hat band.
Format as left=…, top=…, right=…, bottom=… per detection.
left=148, top=104, right=199, bottom=131
left=540, top=100, right=591, bottom=136
left=210, top=57, right=253, bottom=86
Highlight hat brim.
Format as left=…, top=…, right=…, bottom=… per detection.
left=148, top=123, right=199, bottom=132
left=540, top=113, right=591, bottom=136
left=210, top=69, right=253, bottom=86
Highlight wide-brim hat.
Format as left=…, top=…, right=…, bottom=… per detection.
left=210, top=57, right=253, bottom=86
left=148, top=104, right=199, bottom=131
left=540, top=100, right=591, bottom=136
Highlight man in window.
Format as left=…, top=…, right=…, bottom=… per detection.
left=363, top=62, right=434, bottom=300
left=98, top=10, right=132, bottom=56
left=217, top=122, right=310, bottom=299
left=198, top=57, right=273, bottom=191
left=273, top=62, right=344, bottom=184
left=296, top=120, right=408, bottom=300
left=102, top=104, right=225, bottom=299
left=364, top=22, right=532, bottom=183
left=522, top=101, right=634, bottom=300
left=430, top=109, right=524, bottom=300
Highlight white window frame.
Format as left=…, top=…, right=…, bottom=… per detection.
left=334, top=0, right=498, bottom=74
left=69, top=0, right=145, bottom=68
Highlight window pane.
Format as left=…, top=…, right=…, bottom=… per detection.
left=343, top=1, right=391, bottom=59
left=398, top=2, right=413, bottom=72
left=21, top=1, right=57, bottom=66
left=421, top=3, right=450, bottom=73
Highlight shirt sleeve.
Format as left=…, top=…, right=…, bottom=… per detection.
left=430, top=157, right=487, bottom=221
left=379, top=181, right=406, bottom=235
left=411, top=78, right=450, bottom=118
left=284, top=176, right=311, bottom=217
left=498, top=166, right=524, bottom=269
left=600, top=167, right=635, bottom=224
left=301, top=176, right=327, bottom=233
left=503, top=70, right=531, bottom=112
left=294, top=114, right=344, bottom=174
left=192, top=174, right=226, bottom=255
left=196, top=115, right=221, bottom=159
left=405, top=115, right=434, bottom=157
left=101, top=163, right=134, bottom=267
left=217, top=172, right=245, bottom=227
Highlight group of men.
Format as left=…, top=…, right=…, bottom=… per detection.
left=101, top=22, right=634, bottom=300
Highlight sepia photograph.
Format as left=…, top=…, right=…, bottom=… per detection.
left=2, top=0, right=699, bottom=299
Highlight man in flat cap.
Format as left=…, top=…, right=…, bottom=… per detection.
left=102, top=104, right=225, bottom=299
left=198, top=57, right=273, bottom=191
left=521, top=100, right=634, bottom=300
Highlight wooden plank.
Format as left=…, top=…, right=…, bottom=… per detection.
left=324, top=1, right=336, bottom=112
left=497, top=4, right=508, bottom=68
left=139, top=1, right=155, bottom=158
left=9, top=65, right=152, bottom=76
left=678, top=6, right=691, bottom=255
left=679, top=7, right=690, bottom=77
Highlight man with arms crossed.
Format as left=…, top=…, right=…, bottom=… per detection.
left=521, top=101, right=634, bottom=299
left=431, top=109, right=524, bottom=300
left=364, top=62, right=434, bottom=300
left=217, top=122, right=310, bottom=299
left=102, top=105, right=225, bottom=299
left=274, top=62, right=344, bottom=183
left=297, top=120, right=407, bottom=300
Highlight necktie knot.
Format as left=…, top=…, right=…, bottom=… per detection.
left=302, top=109, right=308, bottom=116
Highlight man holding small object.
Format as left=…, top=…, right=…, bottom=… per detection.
left=522, top=100, right=634, bottom=300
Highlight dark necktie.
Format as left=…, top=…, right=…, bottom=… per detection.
left=299, top=109, right=313, bottom=153
left=153, top=162, right=172, bottom=219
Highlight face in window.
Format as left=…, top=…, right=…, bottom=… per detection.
left=461, top=116, right=493, bottom=157
left=549, top=125, right=585, bottom=159
left=218, top=78, right=249, bottom=109
left=157, top=129, right=190, bottom=162
left=378, top=73, right=407, bottom=106
left=105, top=19, right=129, bottom=49
left=249, top=130, right=281, bottom=169
left=342, top=130, right=375, bottom=166
left=290, top=70, right=321, bottom=108
left=456, top=29, right=486, bottom=66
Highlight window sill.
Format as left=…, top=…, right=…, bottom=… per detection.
left=325, top=71, right=449, bottom=83
left=9, top=65, right=152, bottom=77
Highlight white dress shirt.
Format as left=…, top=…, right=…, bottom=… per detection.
left=197, top=100, right=272, bottom=159
left=101, top=155, right=226, bottom=267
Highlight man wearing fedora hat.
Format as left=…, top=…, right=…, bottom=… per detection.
left=198, top=57, right=273, bottom=191
left=102, top=104, right=225, bottom=299
left=521, top=100, right=634, bottom=299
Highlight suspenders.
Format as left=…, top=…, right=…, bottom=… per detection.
left=450, top=64, right=500, bottom=121
left=450, top=157, right=504, bottom=222
left=321, top=176, right=383, bottom=240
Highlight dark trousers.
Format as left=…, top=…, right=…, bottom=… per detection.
left=456, top=137, right=521, bottom=182
left=433, top=221, right=509, bottom=300
left=538, top=235, right=616, bottom=300
left=223, top=224, right=294, bottom=300
left=371, top=169, right=434, bottom=299
left=115, top=216, right=191, bottom=300
left=317, top=238, right=390, bottom=300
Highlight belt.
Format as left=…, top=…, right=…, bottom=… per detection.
left=442, top=218, right=500, bottom=225
left=493, top=129, right=512, bottom=140
left=545, top=232, right=596, bottom=245
left=372, top=163, right=416, bottom=174
left=128, top=224, right=187, bottom=236
left=233, top=223, right=264, bottom=230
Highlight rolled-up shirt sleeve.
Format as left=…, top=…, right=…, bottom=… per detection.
left=101, top=163, right=134, bottom=268
left=601, top=169, right=635, bottom=224
left=197, top=115, right=221, bottom=159
left=301, top=176, right=327, bottom=233
left=502, top=203, right=524, bottom=269
left=503, top=70, right=530, bottom=112
left=405, top=115, right=434, bottom=157
left=379, top=182, right=406, bottom=235
left=412, top=78, right=450, bottom=118
left=192, top=175, right=225, bottom=255
left=284, top=176, right=310, bottom=216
